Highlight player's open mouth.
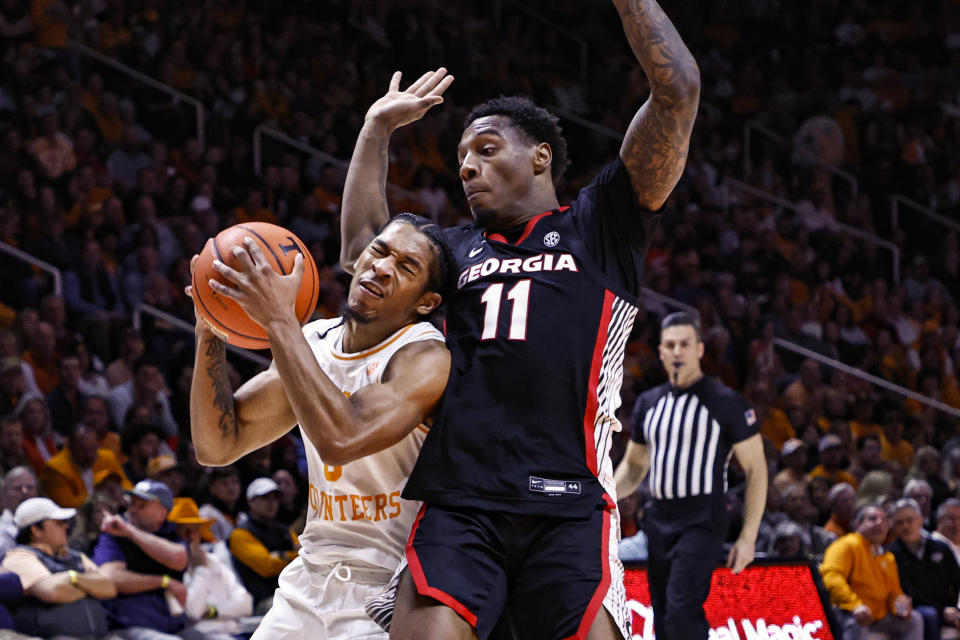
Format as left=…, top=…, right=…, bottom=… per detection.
left=359, top=281, right=385, bottom=298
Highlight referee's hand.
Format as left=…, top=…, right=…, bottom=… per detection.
left=726, top=538, right=755, bottom=574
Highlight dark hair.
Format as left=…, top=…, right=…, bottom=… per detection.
left=660, top=311, right=702, bottom=341
left=856, top=434, right=881, bottom=451
left=131, top=355, right=163, bottom=376
left=464, top=97, right=570, bottom=183
left=121, top=422, right=165, bottom=455
left=383, top=213, right=457, bottom=301
left=15, top=526, right=33, bottom=545
left=209, top=465, right=240, bottom=482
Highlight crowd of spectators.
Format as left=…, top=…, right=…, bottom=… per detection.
left=0, top=0, right=959, bottom=636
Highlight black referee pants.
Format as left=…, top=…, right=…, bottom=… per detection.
left=644, top=495, right=727, bottom=640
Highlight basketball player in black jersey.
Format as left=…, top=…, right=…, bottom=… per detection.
left=340, top=2, right=700, bottom=639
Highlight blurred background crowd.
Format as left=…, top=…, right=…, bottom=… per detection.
left=0, top=0, right=959, bottom=636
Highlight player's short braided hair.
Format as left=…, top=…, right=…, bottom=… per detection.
left=384, top=213, right=457, bottom=301
left=465, top=96, right=570, bottom=183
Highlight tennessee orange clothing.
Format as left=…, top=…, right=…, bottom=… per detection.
left=22, top=352, right=57, bottom=393
left=23, top=435, right=58, bottom=475
left=820, top=532, right=904, bottom=621
left=228, top=528, right=298, bottom=578
left=850, top=420, right=883, bottom=441
left=824, top=515, right=852, bottom=538
left=761, top=407, right=795, bottom=450
left=809, top=465, right=859, bottom=489
left=880, top=437, right=914, bottom=472
left=40, top=447, right=132, bottom=508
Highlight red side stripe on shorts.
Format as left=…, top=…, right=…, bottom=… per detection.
left=566, top=498, right=614, bottom=640
left=583, top=290, right=615, bottom=475
left=404, top=505, right=479, bottom=628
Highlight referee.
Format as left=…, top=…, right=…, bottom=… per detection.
left=614, top=312, right=767, bottom=640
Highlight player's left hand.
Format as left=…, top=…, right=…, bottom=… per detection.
left=726, top=537, right=755, bottom=574
left=210, top=237, right=305, bottom=329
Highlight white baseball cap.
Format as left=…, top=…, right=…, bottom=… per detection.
left=14, top=498, right=76, bottom=529
left=246, top=477, right=281, bottom=501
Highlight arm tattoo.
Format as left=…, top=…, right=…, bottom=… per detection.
left=617, top=0, right=700, bottom=209
left=204, top=337, right=238, bottom=439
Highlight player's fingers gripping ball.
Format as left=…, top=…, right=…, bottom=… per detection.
left=192, top=222, right=319, bottom=349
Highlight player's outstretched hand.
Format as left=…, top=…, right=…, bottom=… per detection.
left=725, top=537, right=755, bottom=574
left=364, top=68, right=454, bottom=133
left=209, top=237, right=305, bottom=330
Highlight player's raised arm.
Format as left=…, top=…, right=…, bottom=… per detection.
left=613, top=0, right=700, bottom=211
left=340, top=68, right=453, bottom=274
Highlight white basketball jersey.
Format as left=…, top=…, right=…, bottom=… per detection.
left=296, top=317, right=444, bottom=571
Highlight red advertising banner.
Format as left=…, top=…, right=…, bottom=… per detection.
left=624, top=562, right=838, bottom=640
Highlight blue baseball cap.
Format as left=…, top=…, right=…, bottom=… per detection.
left=125, top=479, right=174, bottom=511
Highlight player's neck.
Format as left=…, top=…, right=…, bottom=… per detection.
left=484, top=191, right=560, bottom=232
left=341, top=318, right=407, bottom=354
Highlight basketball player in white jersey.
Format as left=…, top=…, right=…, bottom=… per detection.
left=187, top=213, right=454, bottom=640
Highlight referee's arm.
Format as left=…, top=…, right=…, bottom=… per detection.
left=727, top=434, right=767, bottom=574
left=614, top=440, right=650, bottom=500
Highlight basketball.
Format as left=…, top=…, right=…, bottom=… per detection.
left=192, top=222, right=319, bottom=350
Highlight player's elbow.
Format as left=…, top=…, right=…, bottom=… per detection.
left=193, top=442, right=239, bottom=467
left=316, top=440, right=357, bottom=467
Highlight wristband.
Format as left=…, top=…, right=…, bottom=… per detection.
left=161, top=574, right=170, bottom=589
left=68, top=570, right=78, bottom=585
left=206, top=604, right=217, bottom=619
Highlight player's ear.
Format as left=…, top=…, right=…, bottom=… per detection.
left=697, top=340, right=705, bottom=359
left=416, top=291, right=442, bottom=316
left=532, top=142, right=553, bottom=177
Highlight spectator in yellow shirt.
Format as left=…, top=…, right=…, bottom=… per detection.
left=820, top=503, right=923, bottom=640
left=879, top=407, right=914, bottom=473
left=810, top=434, right=859, bottom=489
left=40, top=424, right=132, bottom=508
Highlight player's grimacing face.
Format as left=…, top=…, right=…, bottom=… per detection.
left=348, top=223, right=439, bottom=323
left=458, top=116, right=538, bottom=229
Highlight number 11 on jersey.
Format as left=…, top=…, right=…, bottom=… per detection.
left=480, top=279, right=531, bottom=341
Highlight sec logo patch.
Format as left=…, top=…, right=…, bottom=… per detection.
left=543, top=231, right=560, bottom=247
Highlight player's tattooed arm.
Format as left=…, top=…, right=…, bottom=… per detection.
left=204, top=337, right=238, bottom=440
left=190, top=327, right=296, bottom=466
left=613, top=0, right=700, bottom=211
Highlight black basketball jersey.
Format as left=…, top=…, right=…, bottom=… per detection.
left=631, top=375, right=758, bottom=503
left=403, top=159, right=658, bottom=516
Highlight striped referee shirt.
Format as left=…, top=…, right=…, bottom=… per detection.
left=631, top=375, right=757, bottom=501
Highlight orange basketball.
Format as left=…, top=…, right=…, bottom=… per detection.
left=192, top=222, right=319, bottom=350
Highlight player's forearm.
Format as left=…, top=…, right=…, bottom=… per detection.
left=266, top=317, right=366, bottom=464
left=612, top=0, right=700, bottom=105
left=190, top=328, right=241, bottom=465
left=340, top=119, right=393, bottom=273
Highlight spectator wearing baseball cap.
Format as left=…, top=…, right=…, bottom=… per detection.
left=228, top=478, right=298, bottom=611
left=147, top=454, right=183, bottom=498
left=2, top=497, right=115, bottom=637
left=810, top=434, right=859, bottom=489
left=92, top=479, right=192, bottom=637
left=40, top=422, right=132, bottom=508
left=774, top=438, right=809, bottom=494
left=169, top=498, right=253, bottom=637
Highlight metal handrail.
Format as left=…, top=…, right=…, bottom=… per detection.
left=133, top=304, right=271, bottom=368
left=252, top=125, right=427, bottom=207
left=743, top=120, right=858, bottom=197
left=68, top=42, right=205, bottom=148
left=890, top=194, right=960, bottom=235
left=0, top=241, right=62, bottom=295
left=723, top=178, right=900, bottom=283
left=773, top=338, right=960, bottom=419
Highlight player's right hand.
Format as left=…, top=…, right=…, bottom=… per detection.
left=364, top=68, right=454, bottom=132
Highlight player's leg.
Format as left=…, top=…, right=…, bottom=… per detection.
left=390, top=569, right=477, bottom=640
left=392, top=505, right=509, bottom=640
left=510, top=506, right=630, bottom=640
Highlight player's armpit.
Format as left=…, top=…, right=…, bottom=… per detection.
left=307, top=340, right=451, bottom=466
